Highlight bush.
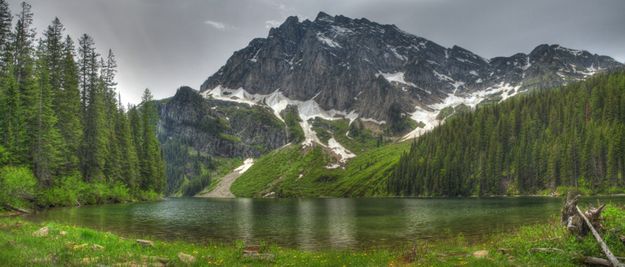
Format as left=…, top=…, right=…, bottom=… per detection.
left=37, top=175, right=84, bottom=207
left=136, top=190, right=160, bottom=201
left=38, top=175, right=134, bottom=207
left=109, top=182, right=131, bottom=202
left=0, top=166, right=37, bottom=210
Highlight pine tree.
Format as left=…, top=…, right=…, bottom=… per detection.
left=11, top=2, right=36, bottom=164
left=138, top=89, right=165, bottom=192
left=77, top=34, right=98, bottom=114
left=0, top=0, right=12, bottom=68
left=55, top=35, right=82, bottom=172
left=117, top=99, right=139, bottom=191
left=0, top=0, right=11, bottom=145
left=100, top=50, right=122, bottom=182
left=0, top=62, right=21, bottom=163
left=43, top=17, right=64, bottom=97
left=31, top=41, right=62, bottom=183
left=81, top=78, right=108, bottom=181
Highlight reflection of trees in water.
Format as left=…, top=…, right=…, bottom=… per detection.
left=235, top=198, right=253, bottom=242
left=297, top=199, right=316, bottom=250
left=402, top=199, right=436, bottom=240
left=29, top=197, right=625, bottom=250
left=326, top=199, right=355, bottom=249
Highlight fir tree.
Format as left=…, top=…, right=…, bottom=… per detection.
left=31, top=41, right=62, bottom=183
left=55, top=35, right=82, bottom=172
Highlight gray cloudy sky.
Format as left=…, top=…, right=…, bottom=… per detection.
left=9, top=0, right=625, bottom=104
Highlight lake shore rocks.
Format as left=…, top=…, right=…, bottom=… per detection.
left=136, top=239, right=155, bottom=247
left=32, top=226, right=49, bottom=237
left=177, top=252, right=196, bottom=264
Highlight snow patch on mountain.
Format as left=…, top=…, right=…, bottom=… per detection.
left=234, top=158, right=255, bottom=174
left=376, top=71, right=416, bottom=87
left=555, top=45, right=583, bottom=56
left=331, top=25, right=354, bottom=35
left=204, top=85, right=375, bottom=162
left=327, top=137, right=355, bottom=163
left=317, top=33, right=341, bottom=48
left=402, top=82, right=522, bottom=140
left=402, top=106, right=439, bottom=141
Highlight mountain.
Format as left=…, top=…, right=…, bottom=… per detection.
left=199, top=11, right=622, bottom=142
left=159, top=12, right=622, bottom=196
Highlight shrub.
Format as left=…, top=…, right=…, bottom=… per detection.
left=0, top=166, right=37, bottom=210
left=109, top=182, right=131, bottom=202
left=38, top=175, right=134, bottom=207
left=37, top=175, right=84, bottom=207
left=137, top=190, right=160, bottom=201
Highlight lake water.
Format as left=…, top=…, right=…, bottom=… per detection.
left=27, top=196, right=625, bottom=250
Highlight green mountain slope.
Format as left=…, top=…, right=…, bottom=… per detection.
left=390, top=70, right=625, bottom=196
left=231, top=141, right=410, bottom=197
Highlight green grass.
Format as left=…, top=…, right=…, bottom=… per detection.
left=230, top=145, right=336, bottom=197
left=2, top=204, right=625, bottom=266
left=231, top=141, right=411, bottom=197
left=0, top=216, right=394, bottom=266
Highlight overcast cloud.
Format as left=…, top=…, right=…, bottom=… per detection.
left=9, top=0, right=625, bottom=104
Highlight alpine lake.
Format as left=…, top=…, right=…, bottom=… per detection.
left=26, top=196, right=625, bottom=250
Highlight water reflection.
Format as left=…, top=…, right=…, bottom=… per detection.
left=26, top=196, right=625, bottom=250
left=325, top=199, right=355, bottom=248
left=297, top=199, right=316, bottom=250
left=235, top=198, right=253, bottom=242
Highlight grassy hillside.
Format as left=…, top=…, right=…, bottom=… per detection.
left=231, top=141, right=410, bottom=197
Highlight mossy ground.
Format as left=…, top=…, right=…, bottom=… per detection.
left=2, top=204, right=624, bottom=266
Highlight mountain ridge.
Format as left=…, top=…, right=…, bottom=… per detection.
left=199, top=12, right=622, bottom=141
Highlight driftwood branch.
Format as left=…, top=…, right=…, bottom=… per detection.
left=529, top=247, right=564, bottom=253
left=2, top=204, right=31, bottom=214
left=576, top=205, right=624, bottom=267
left=584, top=256, right=612, bottom=266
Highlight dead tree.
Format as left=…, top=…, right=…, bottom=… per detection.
left=561, top=191, right=605, bottom=236
left=561, top=191, right=623, bottom=267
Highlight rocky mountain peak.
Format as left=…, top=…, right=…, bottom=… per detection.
left=199, top=12, right=623, bottom=142
left=315, top=11, right=333, bottom=22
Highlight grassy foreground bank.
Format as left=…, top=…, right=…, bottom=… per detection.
left=1, top=204, right=625, bottom=266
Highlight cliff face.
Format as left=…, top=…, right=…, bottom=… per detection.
left=156, top=86, right=288, bottom=193
left=158, top=86, right=288, bottom=158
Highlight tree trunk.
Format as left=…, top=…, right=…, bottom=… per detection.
left=2, top=204, right=31, bottom=214
left=576, top=206, right=623, bottom=267
left=561, top=191, right=605, bottom=236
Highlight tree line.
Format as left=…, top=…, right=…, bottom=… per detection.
left=0, top=1, right=165, bottom=207
left=390, top=70, right=625, bottom=196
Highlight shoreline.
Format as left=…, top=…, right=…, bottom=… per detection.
left=2, top=204, right=624, bottom=266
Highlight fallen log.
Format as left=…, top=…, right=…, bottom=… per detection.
left=576, top=206, right=624, bottom=267
left=529, top=247, right=564, bottom=254
left=2, top=204, right=31, bottom=214
left=584, top=256, right=611, bottom=266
